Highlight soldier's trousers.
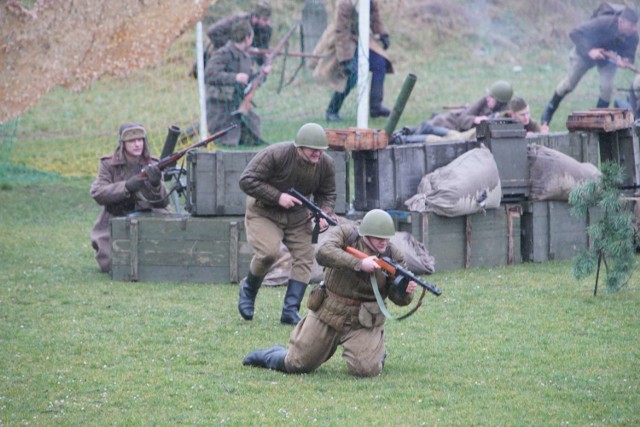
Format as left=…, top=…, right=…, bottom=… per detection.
left=556, top=47, right=617, bottom=103
left=245, top=202, right=314, bottom=284
left=284, top=311, right=386, bottom=377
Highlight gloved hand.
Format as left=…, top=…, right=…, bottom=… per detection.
left=380, top=34, right=390, bottom=50
left=146, top=164, right=162, bottom=187
left=125, top=174, right=145, bottom=194
left=339, top=60, right=354, bottom=77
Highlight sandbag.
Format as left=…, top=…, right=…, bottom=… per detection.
left=405, top=145, right=502, bottom=216
left=528, top=144, right=601, bottom=201
left=389, top=231, right=435, bottom=275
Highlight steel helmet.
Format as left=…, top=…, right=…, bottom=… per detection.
left=358, top=209, right=395, bottom=239
left=487, top=80, right=513, bottom=104
left=294, top=122, right=328, bottom=150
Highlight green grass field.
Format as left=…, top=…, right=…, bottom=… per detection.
left=1, top=176, right=639, bottom=425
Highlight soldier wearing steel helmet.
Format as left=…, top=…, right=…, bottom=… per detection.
left=238, top=122, right=337, bottom=325
left=407, top=80, right=514, bottom=137
left=242, top=209, right=417, bottom=377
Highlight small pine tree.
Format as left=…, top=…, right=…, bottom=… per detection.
left=569, top=162, right=636, bottom=293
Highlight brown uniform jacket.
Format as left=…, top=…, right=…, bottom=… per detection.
left=239, top=141, right=336, bottom=220
left=430, top=96, right=507, bottom=132
left=90, top=144, right=169, bottom=272
left=570, top=15, right=638, bottom=64
left=205, top=41, right=260, bottom=146
left=314, top=223, right=414, bottom=330
left=309, top=0, right=393, bottom=92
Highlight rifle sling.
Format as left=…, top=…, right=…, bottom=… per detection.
left=369, top=274, right=426, bottom=321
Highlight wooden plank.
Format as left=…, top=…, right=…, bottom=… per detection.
left=230, top=221, right=239, bottom=283
left=130, top=219, right=139, bottom=281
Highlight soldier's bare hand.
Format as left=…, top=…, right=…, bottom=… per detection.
left=236, top=73, right=250, bottom=84
left=406, top=280, right=417, bottom=294
left=588, top=48, right=605, bottom=61
left=360, top=256, right=381, bottom=273
left=278, top=193, right=302, bottom=209
left=263, top=64, right=272, bottom=75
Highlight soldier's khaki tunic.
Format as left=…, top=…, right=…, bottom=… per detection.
left=239, top=141, right=336, bottom=282
left=284, top=223, right=414, bottom=377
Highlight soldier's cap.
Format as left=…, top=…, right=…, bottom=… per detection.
left=620, top=7, right=638, bottom=24
left=508, top=96, right=528, bottom=113
left=254, top=1, right=272, bottom=18
left=120, top=123, right=147, bottom=143
left=231, top=19, right=253, bottom=42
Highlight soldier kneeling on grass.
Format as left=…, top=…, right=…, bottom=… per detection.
left=242, top=209, right=417, bottom=377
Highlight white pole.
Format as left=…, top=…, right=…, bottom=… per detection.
left=357, top=0, right=370, bottom=129
left=196, top=22, right=208, bottom=137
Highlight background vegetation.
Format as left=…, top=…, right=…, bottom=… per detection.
left=2, top=0, right=639, bottom=425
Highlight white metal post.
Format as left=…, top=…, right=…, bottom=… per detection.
left=196, top=22, right=208, bottom=137
left=357, top=0, right=370, bottom=128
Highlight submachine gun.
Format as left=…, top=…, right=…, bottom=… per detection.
left=287, top=187, right=337, bottom=243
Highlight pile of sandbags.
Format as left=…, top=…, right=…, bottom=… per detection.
left=404, top=145, right=502, bottom=216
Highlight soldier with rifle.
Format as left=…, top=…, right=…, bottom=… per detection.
left=90, top=122, right=169, bottom=273
left=205, top=19, right=270, bottom=146
left=540, top=5, right=638, bottom=127
left=237, top=123, right=336, bottom=325
left=242, top=209, right=422, bottom=377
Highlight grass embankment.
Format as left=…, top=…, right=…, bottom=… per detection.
left=1, top=178, right=638, bottom=425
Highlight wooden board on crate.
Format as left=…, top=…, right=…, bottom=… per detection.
left=326, top=127, right=388, bottom=151
left=566, top=108, right=634, bottom=132
left=110, top=214, right=253, bottom=284
left=393, top=205, right=522, bottom=271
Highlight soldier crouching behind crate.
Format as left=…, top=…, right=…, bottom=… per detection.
left=242, top=209, right=417, bottom=377
left=238, top=122, right=337, bottom=325
left=90, top=122, right=170, bottom=273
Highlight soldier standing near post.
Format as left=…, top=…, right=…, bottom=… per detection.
left=309, top=0, right=394, bottom=122
left=242, top=209, right=417, bottom=377
left=238, top=123, right=337, bottom=325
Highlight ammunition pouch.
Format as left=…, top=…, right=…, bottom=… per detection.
left=306, top=283, right=326, bottom=311
left=358, top=301, right=385, bottom=329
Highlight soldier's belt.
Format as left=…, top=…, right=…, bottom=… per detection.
left=325, top=288, right=362, bottom=306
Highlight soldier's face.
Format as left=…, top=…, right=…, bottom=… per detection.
left=364, top=236, right=389, bottom=254
left=511, top=106, right=531, bottom=125
left=618, top=17, right=637, bottom=37
left=298, top=147, right=323, bottom=164
left=123, top=138, right=144, bottom=158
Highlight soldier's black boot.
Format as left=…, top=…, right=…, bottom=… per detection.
left=242, top=345, right=288, bottom=371
left=369, top=78, right=390, bottom=118
left=326, top=92, right=345, bottom=122
left=238, top=272, right=264, bottom=321
left=596, top=98, right=610, bottom=108
left=280, top=279, right=307, bottom=325
left=540, top=92, right=564, bottom=126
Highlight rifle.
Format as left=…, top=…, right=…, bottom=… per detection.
left=345, top=246, right=442, bottom=297
left=138, top=124, right=237, bottom=178
left=247, top=47, right=329, bottom=59
left=287, top=187, right=337, bottom=243
left=235, top=22, right=300, bottom=115
left=602, top=50, right=640, bottom=74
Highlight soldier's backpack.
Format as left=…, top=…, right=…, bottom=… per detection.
left=591, top=2, right=626, bottom=19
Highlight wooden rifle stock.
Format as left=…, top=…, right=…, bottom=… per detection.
left=236, top=22, right=300, bottom=115
left=345, top=246, right=442, bottom=296
left=138, top=124, right=237, bottom=178
left=602, top=50, right=640, bottom=74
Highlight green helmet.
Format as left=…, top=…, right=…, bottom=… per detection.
left=487, top=80, right=513, bottom=104
left=294, top=122, right=328, bottom=150
left=359, top=209, right=395, bottom=239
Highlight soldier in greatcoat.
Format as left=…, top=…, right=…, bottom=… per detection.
left=90, top=123, right=169, bottom=273
left=309, top=0, right=394, bottom=122
left=205, top=19, right=271, bottom=147
left=237, top=123, right=336, bottom=325
left=242, top=209, right=417, bottom=377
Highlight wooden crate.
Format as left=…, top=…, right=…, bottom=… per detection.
left=186, top=149, right=349, bottom=216
left=325, top=127, right=388, bottom=151
left=566, top=109, right=634, bottom=132
left=353, top=139, right=480, bottom=211
left=520, top=201, right=595, bottom=262
left=110, top=214, right=253, bottom=283
left=393, top=205, right=522, bottom=271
